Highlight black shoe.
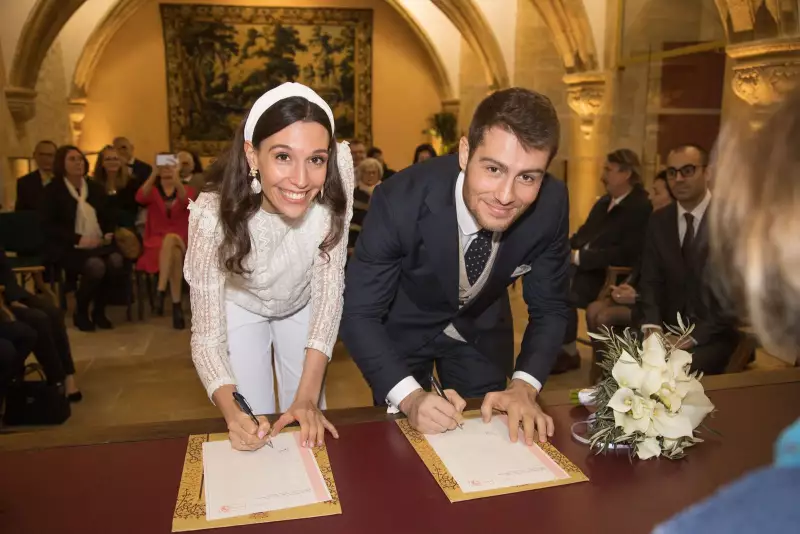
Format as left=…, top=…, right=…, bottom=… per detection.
left=92, top=313, right=114, bottom=330
left=155, top=291, right=165, bottom=316
left=73, top=312, right=95, bottom=332
left=67, top=391, right=83, bottom=403
left=551, top=350, right=581, bottom=374
left=172, top=303, right=185, bottom=330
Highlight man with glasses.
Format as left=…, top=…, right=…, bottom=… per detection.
left=637, top=144, right=740, bottom=374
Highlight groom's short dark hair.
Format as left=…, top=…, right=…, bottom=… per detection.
left=467, top=88, right=560, bottom=162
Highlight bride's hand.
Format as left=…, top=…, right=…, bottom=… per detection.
left=270, top=397, right=339, bottom=448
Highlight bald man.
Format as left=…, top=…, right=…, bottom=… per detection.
left=15, top=140, right=57, bottom=211
left=113, top=137, right=153, bottom=183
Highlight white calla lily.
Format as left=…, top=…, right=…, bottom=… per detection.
left=651, top=402, right=694, bottom=439
left=611, top=352, right=645, bottom=390
left=621, top=412, right=651, bottom=435
left=640, top=365, right=666, bottom=397
left=657, top=384, right=683, bottom=413
left=630, top=395, right=655, bottom=420
left=636, top=437, right=662, bottom=460
left=642, top=334, right=668, bottom=369
left=608, top=387, right=635, bottom=413
left=680, top=380, right=715, bottom=429
left=668, top=349, right=693, bottom=380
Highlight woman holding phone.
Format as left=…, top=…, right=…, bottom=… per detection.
left=136, top=154, right=197, bottom=329
left=185, top=83, right=353, bottom=451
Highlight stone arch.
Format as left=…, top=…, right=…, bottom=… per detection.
left=528, top=0, right=598, bottom=73
left=72, top=0, right=456, bottom=102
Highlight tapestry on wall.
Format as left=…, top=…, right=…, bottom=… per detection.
left=160, top=4, right=373, bottom=156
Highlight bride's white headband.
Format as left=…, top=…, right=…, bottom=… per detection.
left=243, top=82, right=335, bottom=142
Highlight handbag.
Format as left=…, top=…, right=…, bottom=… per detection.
left=114, top=227, right=142, bottom=260
left=2, top=364, right=71, bottom=426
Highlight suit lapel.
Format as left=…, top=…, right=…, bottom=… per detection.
left=665, top=204, right=682, bottom=261
left=419, top=173, right=460, bottom=308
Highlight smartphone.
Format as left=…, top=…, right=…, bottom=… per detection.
left=156, top=153, right=177, bottom=166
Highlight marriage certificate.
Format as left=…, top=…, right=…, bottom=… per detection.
left=397, top=413, right=588, bottom=502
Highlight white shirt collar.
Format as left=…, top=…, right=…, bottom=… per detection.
left=455, top=171, right=481, bottom=237
left=128, top=157, right=136, bottom=166
left=677, top=189, right=712, bottom=223
left=610, top=188, right=632, bottom=207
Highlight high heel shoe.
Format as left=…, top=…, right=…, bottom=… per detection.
left=172, top=302, right=185, bottom=330
left=155, top=291, right=165, bottom=316
left=67, top=391, right=83, bottom=403
left=73, top=312, right=95, bottom=332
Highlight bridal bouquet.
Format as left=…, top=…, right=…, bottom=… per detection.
left=584, top=316, right=715, bottom=460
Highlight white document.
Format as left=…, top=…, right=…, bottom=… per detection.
left=202, top=433, right=331, bottom=521
left=425, top=417, right=569, bottom=493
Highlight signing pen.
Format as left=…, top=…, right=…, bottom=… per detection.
left=232, top=391, right=273, bottom=448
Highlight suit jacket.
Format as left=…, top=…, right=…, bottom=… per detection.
left=0, top=246, right=27, bottom=302
left=15, top=170, right=47, bottom=212
left=129, top=159, right=153, bottom=184
left=636, top=203, right=736, bottom=345
left=570, top=184, right=652, bottom=307
left=40, top=178, right=114, bottom=264
left=340, top=155, right=571, bottom=401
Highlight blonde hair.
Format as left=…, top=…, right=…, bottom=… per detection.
left=356, top=157, right=383, bottom=185
left=93, top=145, right=131, bottom=191
left=710, top=90, right=800, bottom=357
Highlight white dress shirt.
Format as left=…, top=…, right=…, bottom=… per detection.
left=385, top=172, right=542, bottom=412
left=642, top=189, right=712, bottom=334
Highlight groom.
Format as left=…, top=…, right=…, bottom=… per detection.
left=340, top=88, right=570, bottom=444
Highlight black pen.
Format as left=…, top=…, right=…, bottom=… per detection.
left=429, top=374, right=464, bottom=430
left=232, top=391, right=273, bottom=448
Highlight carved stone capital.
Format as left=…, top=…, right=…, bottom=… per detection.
left=728, top=38, right=800, bottom=107
left=4, top=86, right=37, bottom=126
left=68, top=96, right=88, bottom=146
left=563, top=72, right=606, bottom=140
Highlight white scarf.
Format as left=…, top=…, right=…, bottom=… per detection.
left=64, top=177, right=103, bottom=240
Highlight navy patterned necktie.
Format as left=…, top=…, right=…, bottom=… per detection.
left=464, top=229, right=493, bottom=286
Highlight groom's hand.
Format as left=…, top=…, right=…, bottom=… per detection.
left=480, top=379, right=554, bottom=445
left=400, top=389, right=466, bottom=434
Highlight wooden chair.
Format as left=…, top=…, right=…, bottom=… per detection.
left=11, top=264, right=57, bottom=307
left=725, top=325, right=758, bottom=373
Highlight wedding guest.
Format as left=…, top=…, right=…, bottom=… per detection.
left=637, top=144, right=740, bottom=374
left=113, top=136, right=153, bottom=184
left=0, top=246, right=81, bottom=400
left=177, top=150, right=205, bottom=191
left=15, top=140, right=57, bottom=212
left=186, top=83, right=353, bottom=451
left=93, top=145, right=140, bottom=229
left=650, top=170, right=674, bottom=211
left=41, top=145, right=124, bottom=332
left=367, top=146, right=395, bottom=180
left=349, top=139, right=366, bottom=167
left=136, top=155, right=196, bottom=329
left=556, top=149, right=652, bottom=373
left=349, top=157, right=383, bottom=251
left=413, top=143, right=437, bottom=164
left=653, top=85, right=800, bottom=534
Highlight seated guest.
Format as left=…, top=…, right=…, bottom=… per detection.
left=367, top=146, right=395, bottom=180
left=650, top=170, right=674, bottom=211
left=349, top=139, right=366, bottom=168
left=413, top=143, right=437, bottom=164
left=0, top=247, right=81, bottom=400
left=638, top=144, right=739, bottom=374
left=93, top=145, right=141, bottom=229
left=15, top=140, right=57, bottom=212
left=342, top=88, right=569, bottom=443
left=0, top=336, right=25, bottom=419
left=177, top=150, right=205, bottom=191
left=113, top=136, right=152, bottom=184
left=42, top=145, right=124, bottom=332
left=555, top=149, right=653, bottom=373
left=654, top=85, right=800, bottom=534
left=349, top=158, right=383, bottom=251
left=135, top=155, right=195, bottom=329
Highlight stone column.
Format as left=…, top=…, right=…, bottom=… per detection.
left=563, top=71, right=607, bottom=231
left=4, top=86, right=37, bottom=136
left=68, top=96, right=87, bottom=147
left=727, top=38, right=800, bottom=129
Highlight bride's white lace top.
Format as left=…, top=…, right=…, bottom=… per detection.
left=184, top=146, right=354, bottom=398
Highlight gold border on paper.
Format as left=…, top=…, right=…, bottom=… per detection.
left=171, top=430, right=341, bottom=532
left=396, top=411, right=588, bottom=502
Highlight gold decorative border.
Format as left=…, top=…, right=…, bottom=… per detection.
left=396, top=411, right=588, bottom=502
left=172, top=431, right=341, bottom=532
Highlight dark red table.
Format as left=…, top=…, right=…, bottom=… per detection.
left=1, top=370, right=799, bottom=534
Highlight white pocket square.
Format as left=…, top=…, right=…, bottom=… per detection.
left=511, top=264, right=532, bottom=277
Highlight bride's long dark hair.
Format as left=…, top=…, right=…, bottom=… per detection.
left=205, top=97, right=347, bottom=274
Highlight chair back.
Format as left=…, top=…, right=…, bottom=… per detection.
left=0, top=211, right=45, bottom=256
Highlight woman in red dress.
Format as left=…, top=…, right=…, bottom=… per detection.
left=135, top=155, right=197, bottom=329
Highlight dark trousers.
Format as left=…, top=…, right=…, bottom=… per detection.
left=375, top=330, right=510, bottom=405
left=692, top=336, right=740, bottom=375
left=0, top=321, right=36, bottom=378
left=0, top=338, right=26, bottom=409
left=12, top=294, right=75, bottom=383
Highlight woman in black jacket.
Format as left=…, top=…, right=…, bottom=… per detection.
left=41, top=145, right=124, bottom=331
